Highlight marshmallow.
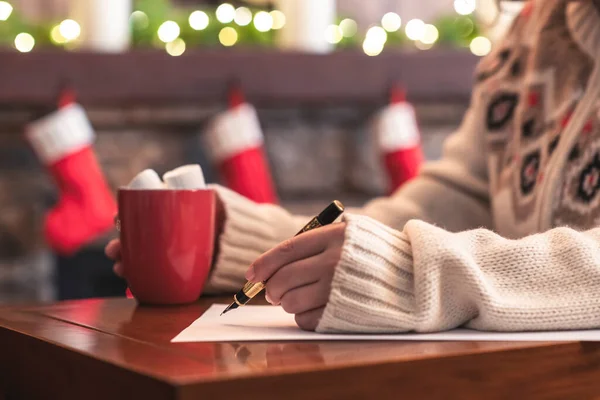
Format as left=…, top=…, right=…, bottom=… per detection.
left=163, top=164, right=207, bottom=189
left=128, top=169, right=165, bottom=189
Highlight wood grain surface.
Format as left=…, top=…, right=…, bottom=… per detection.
left=1, top=297, right=600, bottom=400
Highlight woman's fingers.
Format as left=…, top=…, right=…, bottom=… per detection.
left=294, top=306, right=326, bottom=331
left=265, top=249, right=339, bottom=304
left=113, top=262, right=124, bottom=277
left=279, top=279, right=331, bottom=315
left=105, top=239, right=121, bottom=260
left=248, top=223, right=345, bottom=282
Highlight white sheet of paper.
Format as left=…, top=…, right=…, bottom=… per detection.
left=171, top=304, right=600, bottom=343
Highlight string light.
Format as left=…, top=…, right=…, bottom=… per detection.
left=470, top=36, right=492, bottom=56
left=421, top=24, right=439, bottom=45
left=363, top=38, right=384, bottom=56
left=166, top=38, right=186, bottom=56
left=339, top=18, right=357, bottom=37
left=216, top=3, right=235, bottom=23
left=59, top=19, right=81, bottom=41
left=0, top=1, right=12, bottom=21
left=189, top=10, right=209, bottom=30
left=270, top=10, right=286, bottom=30
left=157, top=21, right=180, bottom=43
left=50, top=25, right=66, bottom=44
left=130, top=11, right=149, bottom=29
left=219, top=26, right=238, bottom=46
left=234, top=7, right=252, bottom=26
left=366, top=26, right=387, bottom=45
left=14, top=33, right=34, bottom=52
left=0, top=3, right=489, bottom=52
left=456, top=16, right=474, bottom=37
left=362, top=25, right=387, bottom=56
left=415, top=41, right=434, bottom=50
left=324, top=25, right=343, bottom=44
left=381, top=12, right=401, bottom=32
left=405, top=19, right=425, bottom=41
left=454, top=0, right=476, bottom=16
left=253, top=11, right=273, bottom=32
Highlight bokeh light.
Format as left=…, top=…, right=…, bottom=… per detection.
left=339, top=18, right=357, bottom=37
left=405, top=19, right=425, bottom=41
left=0, top=1, right=13, bottom=21
left=234, top=7, right=252, bottom=26
left=216, top=3, right=235, bottom=23
left=421, top=24, right=439, bottom=45
left=166, top=38, right=186, bottom=56
left=219, top=26, right=238, bottom=46
left=130, top=11, right=149, bottom=29
left=324, top=25, right=343, bottom=44
left=14, top=33, right=35, bottom=52
left=454, top=0, right=476, bottom=15
left=253, top=11, right=273, bottom=32
left=381, top=12, right=401, bottom=32
left=50, top=25, right=67, bottom=44
left=470, top=36, right=492, bottom=56
left=157, top=21, right=180, bottom=43
left=189, top=11, right=209, bottom=30
left=59, top=19, right=81, bottom=41
left=366, top=26, right=387, bottom=45
left=363, top=38, right=384, bottom=56
left=270, top=10, right=286, bottom=30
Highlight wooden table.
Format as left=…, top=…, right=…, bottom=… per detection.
left=1, top=297, right=600, bottom=400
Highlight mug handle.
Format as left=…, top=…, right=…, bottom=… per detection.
left=114, top=213, right=133, bottom=298
left=114, top=214, right=121, bottom=232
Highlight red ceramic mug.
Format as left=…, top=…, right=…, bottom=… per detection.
left=117, top=189, right=215, bottom=305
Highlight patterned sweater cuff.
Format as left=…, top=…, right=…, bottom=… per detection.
left=204, top=185, right=305, bottom=293
left=317, top=214, right=417, bottom=333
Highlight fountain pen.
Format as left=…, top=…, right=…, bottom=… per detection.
left=220, top=200, right=345, bottom=316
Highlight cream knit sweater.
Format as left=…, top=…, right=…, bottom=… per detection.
left=207, top=0, right=600, bottom=333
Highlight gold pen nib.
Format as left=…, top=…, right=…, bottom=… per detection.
left=220, top=302, right=238, bottom=316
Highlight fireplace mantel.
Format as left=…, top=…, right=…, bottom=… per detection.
left=0, top=49, right=477, bottom=107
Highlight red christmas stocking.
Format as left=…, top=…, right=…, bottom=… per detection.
left=58, top=84, right=77, bottom=109
left=26, top=104, right=117, bottom=255
left=375, top=84, right=424, bottom=194
left=203, top=86, right=278, bottom=204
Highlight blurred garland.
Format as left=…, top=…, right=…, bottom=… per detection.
left=0, top=0, right=481, bottom=51
left=132, top=0, right=277, bottom=48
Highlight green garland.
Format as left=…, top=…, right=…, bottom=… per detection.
left=0, top=0, right=481, bottom=51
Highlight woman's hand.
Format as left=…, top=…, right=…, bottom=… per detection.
left=246, top=223, right=347, bottom=331
left=105, top=239, right=123, bottom=276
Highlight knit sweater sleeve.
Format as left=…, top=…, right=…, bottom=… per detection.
left=203, top=185, right=309, bottom=292
left=317, top=214, right=600, bottom=333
